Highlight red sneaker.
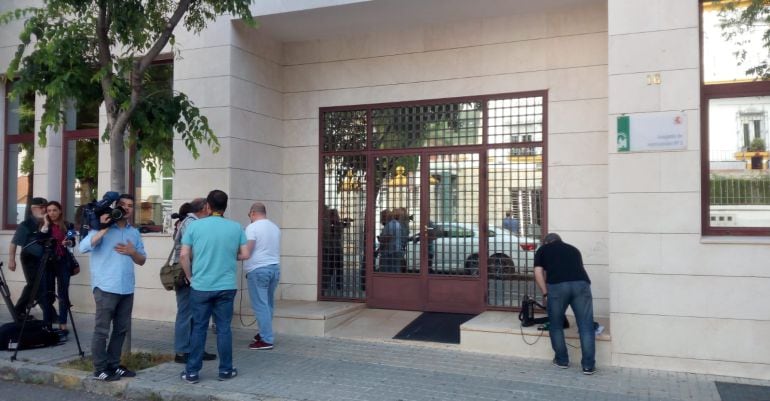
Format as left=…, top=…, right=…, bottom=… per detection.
left=248, top=339, right=274, bottom=350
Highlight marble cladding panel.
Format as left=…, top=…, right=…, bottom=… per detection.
left=547, top=65, right=608, bottom=103
left=229, top=137, right=282, bottom=173
left=548, top=131, right=608, bottom=166
left=282, top=228, right=319, bottom=257
left=544, top=32, right=608, bottom=69
left=549, top=98, right=608, bottom=134
left=175, top=16, right=233, bottom=50
left=173, top=169, right=231, bottom=200
left=280, top=283, right=317, bottom=302
left=283, top=174, right=319, bottom=203
left=175, top=46, right=231, bottom=81
left=607, top=233, right=662, bottom=273
left=608, top=69, right=699, bottom=115
left=610, top=313, right=770, bottom=365
left=612, top=273, right=770, bottom=320
left=228, top=170, right=283, bottom=204
left=280, top=256, right=318, bottom=285
left=548, top=165, right=608, bottom=199
left=174, top=76, right=231, bottom=109
left=283, top=118, right=320, bottom=148
left=231, top=107, right=284, bottom=146
left=230, top=77, right=283, bottom=119
left=608, top=0, right=698, bottom=35
left=284, top=27, right=426, bottom=65
left=659, top=151, right=701, bottom=193
left=282, top=201, right=317, bottom=229
left=608, top=192, right=700, bottom=234
left=547, top=198, right=608, bottom=233
left=608, top=152, right=661, bottom=193
left=283, top=146, right=319, bottom=175
left=662, top=234, right=770, bottom=278
left=173, top=134, right=231, bottom=170
left=230, top=46, right=283, bottom=93
left=608, top=28, right=699, bottom=75
left=545, top=2, right=608, bottom=37
left=232, top=20, right=284, bottom=65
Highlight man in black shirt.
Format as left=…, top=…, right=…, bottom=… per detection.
left=534, top=233, right=595, bottom=375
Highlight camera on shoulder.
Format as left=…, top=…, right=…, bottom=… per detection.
left=80, top=191, right=125, bottom=233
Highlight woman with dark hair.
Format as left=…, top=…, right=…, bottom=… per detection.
left=41, top=200, right=79, bottom=339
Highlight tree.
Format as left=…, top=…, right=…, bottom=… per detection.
left=1, top=0, right=255, bottom=193
left=719, top=0, right=770, bottom=80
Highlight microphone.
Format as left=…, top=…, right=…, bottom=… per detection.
left=65, top=223, right=77, bottom=245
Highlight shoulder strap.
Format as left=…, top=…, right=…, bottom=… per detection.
left=165, top=242, right=175, bottom=264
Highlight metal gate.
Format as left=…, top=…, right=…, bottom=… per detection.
left=319, top=92, right=547, bottom=312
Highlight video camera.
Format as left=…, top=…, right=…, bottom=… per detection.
left=81, top=191, right=124, bottom=233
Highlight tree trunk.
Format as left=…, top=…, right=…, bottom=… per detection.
left=109, top=126, right=126, bottom=194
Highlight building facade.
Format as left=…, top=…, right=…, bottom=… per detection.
left=1, top=0, right=768, bottom=380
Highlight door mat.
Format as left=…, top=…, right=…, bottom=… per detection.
left=393, top=312, right=476, bottom=344
left=716, top=381, right=770, bottom=401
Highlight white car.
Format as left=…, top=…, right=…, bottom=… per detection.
left=406, top=222, right=538, bottom=277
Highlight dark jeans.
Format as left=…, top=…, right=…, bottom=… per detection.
left=92, top=288, right=134, bottom=373
left=15, top=253, right=56, bottom=326
left=546, top=280, right=595, bottom=370
left=54, top=256, right=72, bottom=325
left=186, top=289, right=236, bottom=376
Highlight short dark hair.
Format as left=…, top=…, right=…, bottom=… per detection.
left=178, top=202, right=193, bottom=217
left=190, top=198, right=207, bottom=213
left=206, top=190, right=228, bottom=213
left=543, top=233, right=562, bottom=245
left=119, top=193, right=134, bottom=203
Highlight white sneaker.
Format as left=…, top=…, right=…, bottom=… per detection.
left=595, top=324, right=605, bottom=336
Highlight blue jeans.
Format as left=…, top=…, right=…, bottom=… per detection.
left=174, top=286, right=191, bottom=354
left=546, top=280, right=595, bottom=370
left=186, top=289, right=236, bottom=376
left=246, top=265, right=280, bottom=344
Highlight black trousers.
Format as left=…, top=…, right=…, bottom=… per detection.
left=14, top=253, right=56, bottom=326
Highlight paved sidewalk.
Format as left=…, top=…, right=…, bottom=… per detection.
left=0, top=310, right=768, bottom=401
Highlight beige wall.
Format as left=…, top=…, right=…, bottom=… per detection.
left=608, top=0, right=770, bottom=380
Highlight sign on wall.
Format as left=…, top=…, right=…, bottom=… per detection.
left=616, top=111, right=687, bottom=152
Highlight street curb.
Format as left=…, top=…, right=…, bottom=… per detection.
left=0, top=358, right=295, bottom=401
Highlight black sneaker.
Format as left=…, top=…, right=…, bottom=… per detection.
left=203, top=351, right=217, bottom=361
left=93, top=370, right=121, bottom=381
left=174, top=353, right=188, bottom=364
left=218, top=368, right=238, bottom=381
left=114, top=365, right=136, bottom=378
left=180, top=371, right=199, bottom=384
left=582, top=367, right=596, bottom=375
left=552, top=359, right=569, bottom=369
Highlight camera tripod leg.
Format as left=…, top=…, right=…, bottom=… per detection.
left=66, top=304, right=85, bottom=358
left=11, top=249, right=54, bottom=362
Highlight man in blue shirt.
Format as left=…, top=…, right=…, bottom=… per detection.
left=79, top=194, right=146, bottom=381
left=180, top=190, right=249, bottom=384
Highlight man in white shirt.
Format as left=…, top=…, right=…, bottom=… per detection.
left=244, top=202, right=281, bottom=350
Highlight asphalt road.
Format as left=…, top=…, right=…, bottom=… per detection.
left=0, top=381, right=122, bottom=401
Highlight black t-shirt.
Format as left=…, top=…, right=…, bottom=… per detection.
left=533, top=241, right=590, bottom=284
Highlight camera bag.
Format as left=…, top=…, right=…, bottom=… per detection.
left=0, top=320, right=61, bottom=350
left=159, top=246, right=182, bottom=291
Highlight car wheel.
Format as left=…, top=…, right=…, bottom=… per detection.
left=488, top=253, right=514, bottom=279
left=464, top=254, right=480, bottom=276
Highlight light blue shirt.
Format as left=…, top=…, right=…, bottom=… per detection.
left=182, top=216, right=246, bottom=291
left=79, top=224, right=146, bottom=295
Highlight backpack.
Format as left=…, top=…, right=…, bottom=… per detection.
left=0, top=320, right=61, bottom=350
left=518, top=295, right=549, bottom=327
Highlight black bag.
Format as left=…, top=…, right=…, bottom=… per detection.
left=0, top=320, right=61, bottom=351
left=518, top=295, right=570, bottom=328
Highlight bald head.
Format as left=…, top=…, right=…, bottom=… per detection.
left=249, top=202, right=267, bottom=216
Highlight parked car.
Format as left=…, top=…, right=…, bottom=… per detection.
left=406, top=222, right=538, bottom=278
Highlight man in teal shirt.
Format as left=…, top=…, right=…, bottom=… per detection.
left=179, top=190, right=249, bottom=383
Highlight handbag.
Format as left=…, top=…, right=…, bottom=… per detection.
left=159, top=247, right=183, bottom=291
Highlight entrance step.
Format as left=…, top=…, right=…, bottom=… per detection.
left=460, top=312, right=611, bottom=365
left=241, top=300, right=365, bottom=337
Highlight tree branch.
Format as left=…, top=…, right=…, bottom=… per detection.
left=95, top=0, right=116, bottom=119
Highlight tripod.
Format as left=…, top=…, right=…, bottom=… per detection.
left=10, top=239, right=84, bottom=361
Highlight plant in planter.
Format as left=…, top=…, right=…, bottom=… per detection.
left=748, top=137, right=766, bottom=152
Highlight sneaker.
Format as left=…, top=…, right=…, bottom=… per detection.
left=114, top=365, right=136, bottom=378
left=582, top=367, right=596, bottom=375
left=174, top=353, right=188, bottom=364
left=93, top=370, right=121, bottom=381
left=595, top=324, right=605, bottom=336
left=203, top=351, right=217, bottom=361
left=180, top=371, right=199, bottom=384
left=253, top=333, right=262, bottom=342
left=248, top=339, right=273, bottom=350
left=552, top=359, right=569, bottom=369
left=218, top=368, right=238, bottom=381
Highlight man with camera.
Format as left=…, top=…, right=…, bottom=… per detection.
left=179, top=190, right=249, bottom=383
left=7, top=197, right=56, bottom=325
left=79, top=194, right=146, bottom=381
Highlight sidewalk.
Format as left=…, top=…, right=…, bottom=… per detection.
left=0, top=309, right=768, bottom=401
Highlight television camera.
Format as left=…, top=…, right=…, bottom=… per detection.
left=80, top=191, right=125, bottom=234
